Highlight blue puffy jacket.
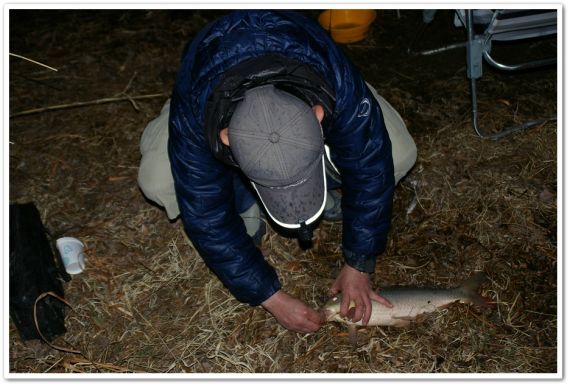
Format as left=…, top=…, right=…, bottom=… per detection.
left=168, top=10, right=394, bottom=306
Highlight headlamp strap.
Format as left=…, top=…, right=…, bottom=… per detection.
left=298, top=221, right=313, bottom=243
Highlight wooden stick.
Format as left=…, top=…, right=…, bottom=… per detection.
left=9, top=53, right=58, bottom=72
left=10, top=93, right=168, bottom=118
left=63, top=356, right=137, bottom=373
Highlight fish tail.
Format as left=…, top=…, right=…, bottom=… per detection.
left=459, top=271, right=491, bottom=308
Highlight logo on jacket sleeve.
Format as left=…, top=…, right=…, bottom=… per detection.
left=357, top=98, right=371, bottom=117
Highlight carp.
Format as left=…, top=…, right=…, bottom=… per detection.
left=322, top=272, right=490, bottom=329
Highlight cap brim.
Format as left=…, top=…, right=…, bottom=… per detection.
left=251, top=155, right=327, bottom=229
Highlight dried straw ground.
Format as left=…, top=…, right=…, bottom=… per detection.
left=8, top=10, right=557, bottom=374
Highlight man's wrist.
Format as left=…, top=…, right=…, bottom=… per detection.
left=343, top=249, right=376, bottom=273
left=261, top=289, right=284, bottom=310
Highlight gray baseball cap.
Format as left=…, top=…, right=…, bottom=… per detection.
left=228, top=85, right=327, bottom=229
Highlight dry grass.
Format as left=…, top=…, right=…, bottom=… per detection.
left=8, top=10, right=557, bottom=376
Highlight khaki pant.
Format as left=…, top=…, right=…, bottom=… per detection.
left=138, top=86, right=417, bottom=230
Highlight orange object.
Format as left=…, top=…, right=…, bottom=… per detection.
left=318, top=9, right=377, bottom=44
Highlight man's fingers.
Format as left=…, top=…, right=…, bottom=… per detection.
left=340, top=295, right=351, bottom=316
left=302, top=320, right=321, bottom=333
left=302, top=311, right=324, bottom=332
left=307, top=309, right=325, bottom=325
left=371, top=291, right=393, bottom=308
left=344, top=297, right=366, bottom=322
left=328, top=284, right=340, bottom=297
left=352, top=304, right=364, bottom=323
left=316, top=309, right=327, bottom=324
left=362, top=298, right=372, bottom=326
left=354, top=295, right=373, bottom=325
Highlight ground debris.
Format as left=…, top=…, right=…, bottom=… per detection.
left=9, top=9, right=557, bottom=374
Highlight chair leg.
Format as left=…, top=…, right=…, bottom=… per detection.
left=465, top=10, right=550, bottom=140
left=469, top=77, right=548, bottom=140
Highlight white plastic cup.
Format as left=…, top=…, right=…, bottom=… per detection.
left=56, top=237, right=86, bottom=275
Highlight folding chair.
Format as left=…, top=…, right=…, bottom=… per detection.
left=461, top=9, right=557, bottom=139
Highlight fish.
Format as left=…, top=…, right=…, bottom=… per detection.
left=322, top=271, right=490, bottom=329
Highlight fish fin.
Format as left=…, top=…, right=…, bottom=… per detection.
left=460, top=271, right=491, bottom=308
left=391, top=316, right=412, bottom=327
left=348, top=325, right=358, bottom=349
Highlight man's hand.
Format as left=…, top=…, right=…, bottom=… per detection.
left=261, top=290, right=324, bottom=333
left=330, top=264, right=393, bottom=325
